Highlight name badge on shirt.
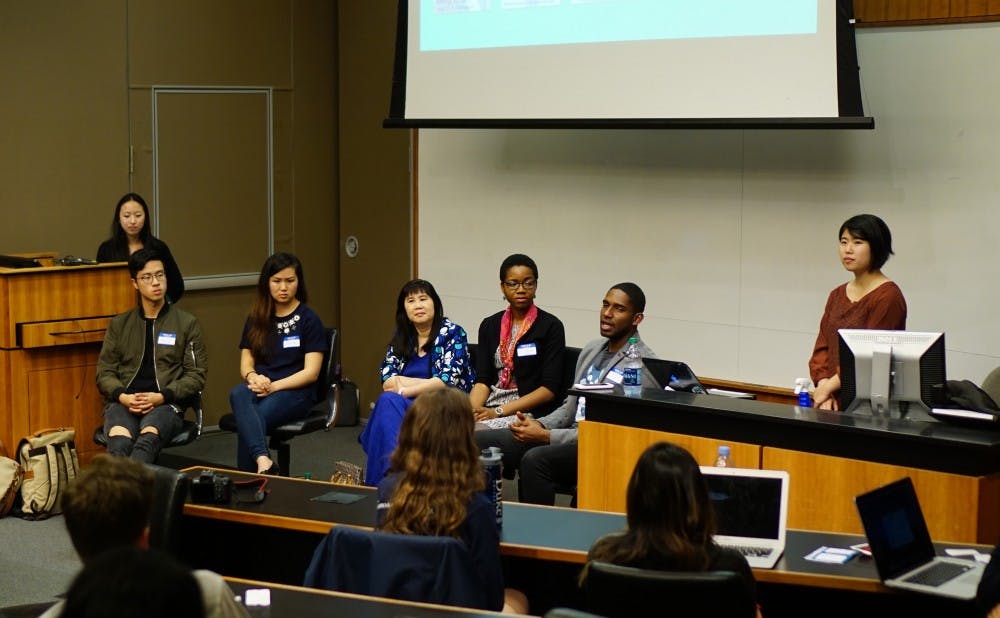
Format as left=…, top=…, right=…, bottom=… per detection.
left=605, top=368, right=624, bottom=384
left=157, top=332, right=177, bottom=346
left=516, top=342, right=538, bottom=357
left=283, top=335, right=301, bottom=349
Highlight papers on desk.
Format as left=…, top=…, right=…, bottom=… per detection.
left=705, top=388, right=754, bottom=399
left=805, top=546, right=858, bottom=564
left=573, top=382, right=614, bottom=391
left=931, top=408, right=999, bottom=422
left=945, top=548, right=992, bottom=564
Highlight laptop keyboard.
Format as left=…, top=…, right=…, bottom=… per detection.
left=903, top=562, right=972, bottom=586
left=729, top=545, right=773, bottom=558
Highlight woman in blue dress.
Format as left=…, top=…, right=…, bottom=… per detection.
left=360, top=279, right=473, bottom=485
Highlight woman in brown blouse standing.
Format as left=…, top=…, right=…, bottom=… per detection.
left=809, top=214, right=907, bottom=410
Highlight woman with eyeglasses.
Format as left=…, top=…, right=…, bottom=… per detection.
left=230, top=252, right=326, bottom=474
left=96, top=192, right=185, bottom=303
left=471, top=254, right=566, bottom=430
left=360, top=279, right=474, bottom=486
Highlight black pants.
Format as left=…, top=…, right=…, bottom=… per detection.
left=475, top=429, right=577, bottom=505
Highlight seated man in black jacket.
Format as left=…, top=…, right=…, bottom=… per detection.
left=96, top=248, right=207, bottom=462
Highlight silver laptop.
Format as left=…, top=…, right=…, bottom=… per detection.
left=699, top=466, right=789, bottom=569
left=855, top=477, right=984, bottom=600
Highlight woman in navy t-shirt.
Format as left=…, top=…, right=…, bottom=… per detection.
left=231, top=253, right=326, bottom=474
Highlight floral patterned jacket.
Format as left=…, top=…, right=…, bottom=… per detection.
left=379, top=317, right=474, bottom=392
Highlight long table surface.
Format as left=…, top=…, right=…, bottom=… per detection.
left=180, top=467, right=990, bottom=594
left=225, top=577, right=506, bottom=618
left=577, top=387, right=1000, bottom=475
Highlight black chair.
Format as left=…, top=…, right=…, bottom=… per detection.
left=146, top=463, right=190, bottom=557
left=93, top=395, right=204, bottom=456
left=582, top=561, right=756, bottom=618
left=219, top=327, right=343, bottom=476
left=304, top=526, right=493, bottom=610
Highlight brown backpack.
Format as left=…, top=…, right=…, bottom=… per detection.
left=17, top=428, right=80, bottom=520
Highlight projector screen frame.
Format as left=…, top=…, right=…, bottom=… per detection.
left=384, top=0, right=873, bottom=131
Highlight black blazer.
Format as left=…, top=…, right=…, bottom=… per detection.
left=475, top=307, right=566, bottom=417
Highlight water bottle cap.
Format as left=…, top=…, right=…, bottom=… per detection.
left=718, top=445, right=730, bottom=455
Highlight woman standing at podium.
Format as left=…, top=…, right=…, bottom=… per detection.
left=97, top=193, right=185, bottom=303
left=809, top=214, right=907, bottom=410
left=230, top=252, right=326, bottom=474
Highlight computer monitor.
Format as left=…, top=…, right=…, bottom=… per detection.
left=838, top=329, right=946, bottom=421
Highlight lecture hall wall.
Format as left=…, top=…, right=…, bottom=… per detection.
left=418, top=22, right=1000, bottom=389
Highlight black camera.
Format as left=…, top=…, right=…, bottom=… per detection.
left=190, top=470, right=233, bottom=504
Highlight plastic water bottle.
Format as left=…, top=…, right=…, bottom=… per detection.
left=794, top=377, right=812, bottom=408
left=479, top=447, right=503, bottom=530
left=715, top=445, right=732, bottom=467
left=622, top=336, right=643, bottom=397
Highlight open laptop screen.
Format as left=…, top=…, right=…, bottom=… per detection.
left=702, top=471, right=783, bottom=540
left=855, top=477, right=936, bottom=579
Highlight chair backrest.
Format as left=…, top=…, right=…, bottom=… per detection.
left=981, top=366, right=1000, bottom=407
left=583, top=561, right=756, bottom=618
left=310, top=327, right=341, bottom=427
left=303, top=526, right=492, bottom=610
left=145, top=464, right=189, bottom=557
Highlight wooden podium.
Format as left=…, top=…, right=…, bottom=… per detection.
left=0, top=255, right=133, bottom=463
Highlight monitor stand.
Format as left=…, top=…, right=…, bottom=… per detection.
left=849, top=401, right=938, bottom=423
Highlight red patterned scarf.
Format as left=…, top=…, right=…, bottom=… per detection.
left=498, top=304, right=538, bottom=389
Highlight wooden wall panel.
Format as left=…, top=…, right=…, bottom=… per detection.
left=856, top=0, right=1000, bottom=25
left=763, top=447, right=1000, bottom=543
left=578, top=421, right=762, bottom=513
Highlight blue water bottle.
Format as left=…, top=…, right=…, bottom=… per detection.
left=480, top=447, right=503, bottom=530
left=795, top=378, right=811, bottom=408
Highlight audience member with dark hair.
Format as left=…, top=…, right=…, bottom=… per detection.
left=978, top=542, right=1000, bottom=618
left=809, top=213, right=907, bottom=409
left=476, top=282, right=657, bottom=505
left=231, top=252, right=326, bottom=474
left=96, top=248, right=207, bottom=463
left=377, top=389, right=528, bottom=614
left=39, top=455, right=247, bottom=618
left=96, top=192, right=185, bottom=303
left=360, top=279, right=474, bottom=485
left=61, top=547, right=204, bottom=618
left=470, top=254, right=566, bottom=430
left=585, top=442, right=760, bottom=618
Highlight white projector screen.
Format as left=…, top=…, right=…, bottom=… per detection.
left=395, top=0, right=848, bottom=123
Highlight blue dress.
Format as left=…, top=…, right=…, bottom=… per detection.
left=359, top=353, right=431, bottom=486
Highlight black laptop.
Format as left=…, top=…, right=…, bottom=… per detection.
left=855, top=477, right=984, bottom=599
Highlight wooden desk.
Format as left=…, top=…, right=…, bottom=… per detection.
left=0, top=257, right=132, bottom=462
left=577, top=387, right=1000, bottom=543
left=181, top=468, right=989, bottom=617
left=226, top=577, right=506, bottom=617
left=177, top=467, right=900, bottom=591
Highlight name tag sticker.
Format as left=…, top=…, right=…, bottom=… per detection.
left=516, top=342, right=538, bottom=357
left=283, top=335, right=301, bottom=349
left=157, top=332, right=177, bottom=346
left=605, top=368, right=624, bottom=384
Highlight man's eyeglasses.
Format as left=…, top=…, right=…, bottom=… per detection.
left=503, top=279, right=537, bottom=290
left=137, top=271, right=167, bottom=284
